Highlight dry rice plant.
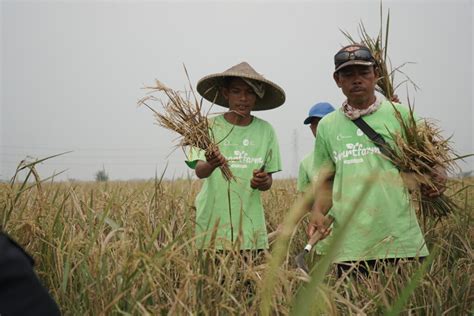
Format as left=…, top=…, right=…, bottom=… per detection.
left=1, top=159, right=472, bottom=314
left=0, top=172, right=474, bottom=315
left=137, top=67, right=234, bottom=181
left=340, top=7, right=468, bottom=221
left=341, top=7, right=418, bottom=100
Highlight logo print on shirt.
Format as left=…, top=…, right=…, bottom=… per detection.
left=243, top=139, right=250, bottom=146
left=223, top=139, right=238, bottom=146
left=356, top=129, right=364, bottom=136
left=333, top=142, right=381, bottom=164
left=229, top=150, right=264, bottom=169
left=337, top=134, right=352, bottom=141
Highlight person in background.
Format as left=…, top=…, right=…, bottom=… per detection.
left=293, top=102, right=335, bottom=255
left=297, top=102, right=335, bottom=193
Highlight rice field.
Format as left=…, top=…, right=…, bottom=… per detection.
left=1, top=171, right=472, bottom=315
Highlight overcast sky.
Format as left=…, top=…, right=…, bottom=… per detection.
left=1, top=0, right=473, bottom=181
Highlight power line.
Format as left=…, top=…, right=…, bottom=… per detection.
left=0, top=145, right=165, bottom=151
left=1, top=160, right=184, bottom=166
left=0, top=152, right=178, bottom=159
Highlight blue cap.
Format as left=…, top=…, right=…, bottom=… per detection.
left=303, top=102, right=335, bottom=124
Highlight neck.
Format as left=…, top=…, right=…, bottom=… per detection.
left=347, top=95, right=376, bottom=110
left=224, top=111, right=253, bottom=126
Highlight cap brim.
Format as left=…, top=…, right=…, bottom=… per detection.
left=335, top=60, right=374, bottom=72
left=303, top=115, right=323, bottom=124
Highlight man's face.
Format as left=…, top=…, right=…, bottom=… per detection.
left=333, top=65, right=377, bottom=104
left=222, top=78, right=257, bottom=117
left=309, top=117, right=321, bottom=137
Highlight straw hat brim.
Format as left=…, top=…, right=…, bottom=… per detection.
left=196, top=72, right=286, bottom=111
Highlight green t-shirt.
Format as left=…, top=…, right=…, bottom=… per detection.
left=314, top=101, right=429, bottom=262
left=297, top=152, right=314, bottom=193
left=188, top=114, right=282, bottom=250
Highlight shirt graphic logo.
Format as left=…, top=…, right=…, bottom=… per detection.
left=333, top=142, right=381, bottom=164
left=228, top=150, right=264, bottom=169
left=336, top=134, right=352, bottom=141
left=223, top=139, right=238, bottom=146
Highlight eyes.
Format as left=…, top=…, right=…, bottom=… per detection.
left=340, top=68, right=373, bottom=78
left=229, top=88, right=256, bottom=97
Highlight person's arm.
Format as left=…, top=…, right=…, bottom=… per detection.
left=307, top=168, right=334, bottom=238
left=250, top=170, right=273, bottom=191
left=195, top=149, right=226, bottom=179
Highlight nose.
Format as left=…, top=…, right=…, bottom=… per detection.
left=239, top=91, right=249, bottom=101
left=353, top=73, right=363, bottom=84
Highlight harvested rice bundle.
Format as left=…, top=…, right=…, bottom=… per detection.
left=138, top=75, right=234, bottom=181
left=389, top=107, right=460, bottom=220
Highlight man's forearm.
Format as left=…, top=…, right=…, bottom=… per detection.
left=312, top=176, right=334, bottom=215
left=195, top=160, right=217, bottom=179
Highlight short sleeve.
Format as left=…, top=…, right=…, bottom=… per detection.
left=185, top=146, right=206, bottom=169
left=296, top=160, right=310, bottom=193
left=265, top=125, right=282, bottom=174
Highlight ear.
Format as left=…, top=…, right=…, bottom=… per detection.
left=333, top=72, right=342, bottom=88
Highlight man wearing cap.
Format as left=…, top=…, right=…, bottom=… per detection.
left=297, top=102, right=335, bottom=193
left=307, top=44, right=443, bottom=275
left=187, top=62, right=285, bottom=250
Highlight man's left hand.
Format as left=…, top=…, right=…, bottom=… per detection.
left=421, top=165, right=448, bottom=198
left=250, top=170, right=272, bottom=191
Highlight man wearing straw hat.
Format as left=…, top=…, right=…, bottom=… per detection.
left=187, top=62, right=285, bottom=251
left=307, top=44, right=444, bottom=276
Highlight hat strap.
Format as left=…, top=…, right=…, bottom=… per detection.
left=242, top=78, right=265, bottom=99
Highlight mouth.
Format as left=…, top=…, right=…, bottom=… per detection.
left=350, top=87, right=365, bottom=93
left=236, top=105, right=251, bottom=111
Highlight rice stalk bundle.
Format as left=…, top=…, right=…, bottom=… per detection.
left=388, top=106, right=461, bottom=221
left=341, top=9, right=419, bottom=100
left=138, top=74, right=234, bottom=181
left=341, top=8, right=463, bottom=220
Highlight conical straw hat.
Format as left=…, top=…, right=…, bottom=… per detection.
left=196, top=62, right=286, bottom=111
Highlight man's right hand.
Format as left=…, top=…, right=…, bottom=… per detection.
left=195, top=148, right=227, bottom=179
left=307, top=211, right=332, bottom=240
left=205, top=149, right=226, bottom=169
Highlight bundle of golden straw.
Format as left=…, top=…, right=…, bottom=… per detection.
left=388, top=107, right=460, bottom=220
left=341, top=9, right=418, bottom=100
left=341, top=8, right=463, bottom=220
left=138, top=75, right=234, bottom=182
